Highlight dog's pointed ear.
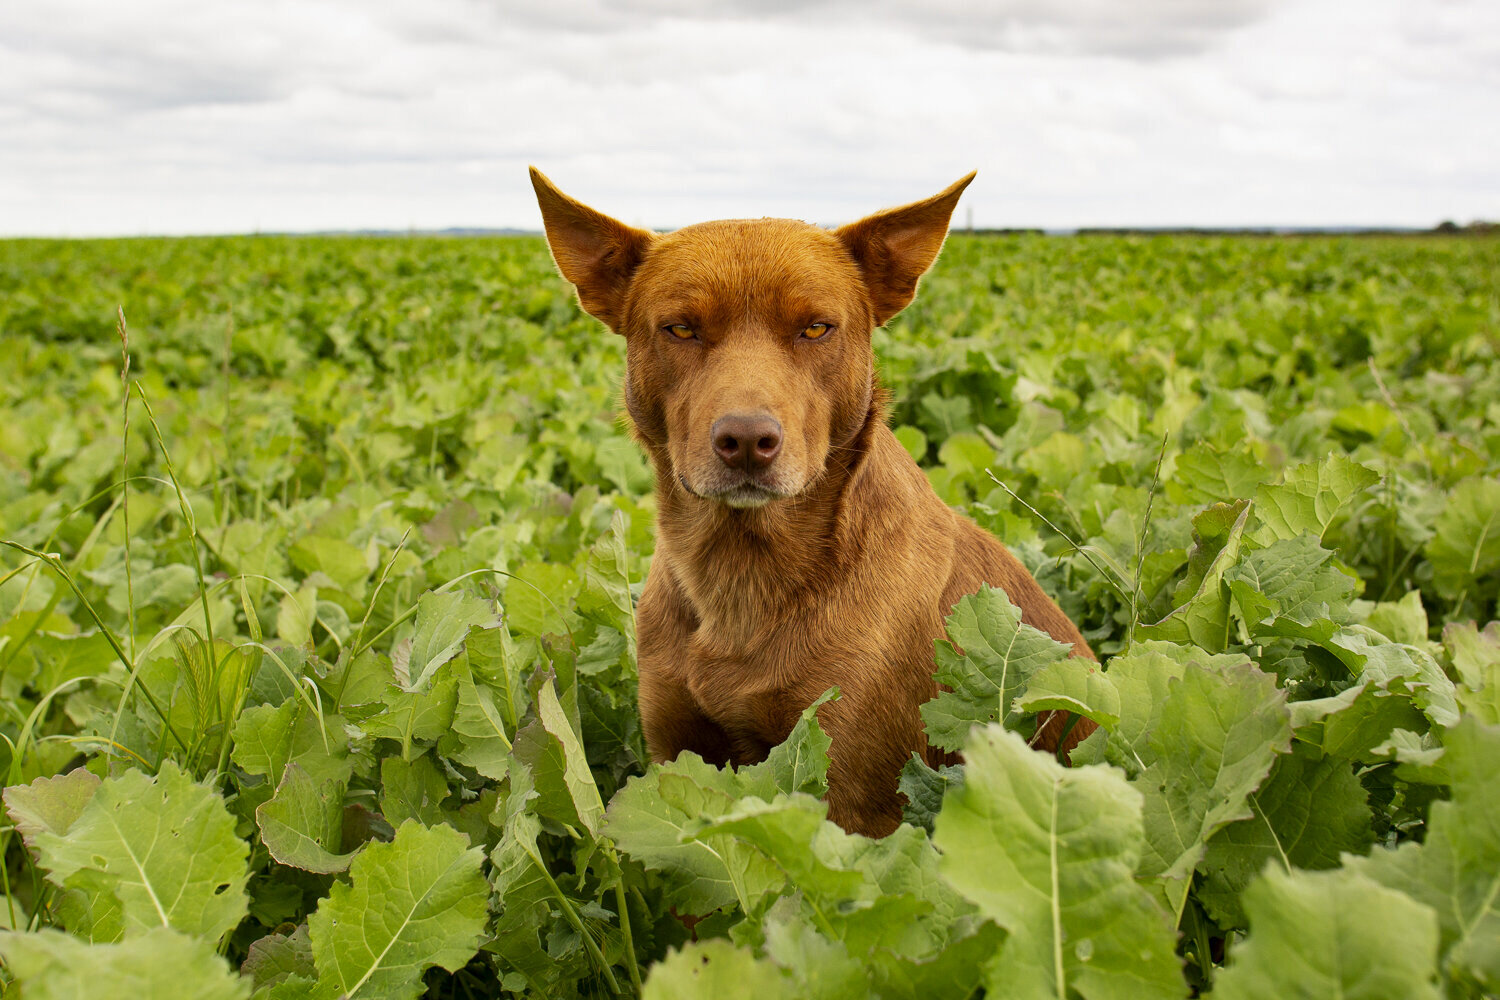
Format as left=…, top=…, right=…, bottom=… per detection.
left=836, top=172, right=976, bottom=327
left=530, top=167, right=653, bottom=332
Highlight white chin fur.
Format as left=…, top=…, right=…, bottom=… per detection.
left=719, top=486, right=775, bottom=508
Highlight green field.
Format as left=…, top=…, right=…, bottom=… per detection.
left=1, top=233, right=1497, bottom=998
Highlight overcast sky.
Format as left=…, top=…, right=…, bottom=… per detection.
left=2, top=0, right=1496, bottom=236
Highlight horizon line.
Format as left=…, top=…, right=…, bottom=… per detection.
left=3, top=221, right=1496, bottom=241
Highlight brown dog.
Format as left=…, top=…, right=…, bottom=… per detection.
left=530, top=168, right=1096, bottom=836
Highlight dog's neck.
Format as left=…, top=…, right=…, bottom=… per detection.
left=643, top=387, right=890, bottom=653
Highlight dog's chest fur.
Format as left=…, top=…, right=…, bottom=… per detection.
left=649, top=430, right=950, bottom=754
left=663, top=532, right=835, bottom=758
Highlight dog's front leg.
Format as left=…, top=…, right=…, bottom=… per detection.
left=636, top=571, right=735, bottom=766
left=638, top=667, right=734, bottom=766
left=815, top=687, right=920, bottom=838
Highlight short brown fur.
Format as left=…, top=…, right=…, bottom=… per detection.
left=530, top=168, right=1097, bottom=836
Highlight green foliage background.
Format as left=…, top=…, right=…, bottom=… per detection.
left=0, top=233, right=1497, bottom=998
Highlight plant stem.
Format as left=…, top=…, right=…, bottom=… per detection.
left=985, top=470, right=1133, bottom=600
left=118, top=307, right=138, bottom=666
left=613, top=876, right=643, bottom=995
left=1128, top=433, right=1170, bottom=649
left=0, top=542, right=187, bottom=756
left=524, top=844, right=623, bottom=996
left=135, top=385, right=221, bottom=720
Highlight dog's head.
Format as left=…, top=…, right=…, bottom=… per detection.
left=530, top=168, right=973, bottom=508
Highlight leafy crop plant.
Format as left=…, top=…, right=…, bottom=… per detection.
left=0, top=231, right=1496, bottom=997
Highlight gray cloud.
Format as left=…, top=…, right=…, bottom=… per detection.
left=812, top=0, right=1279, bottom=58
left=0, top=0, right=1284, bottom=129
left=493, top=0, right=1279, bottom=57
left=0, top=0, right=1495, bottom=235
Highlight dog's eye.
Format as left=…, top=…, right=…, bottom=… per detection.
left=663, top=324, right=696, bottom=340
left=802, top=323, right=833, bottom=340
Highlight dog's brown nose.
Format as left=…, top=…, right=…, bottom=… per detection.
left=712, top=414, right=782, bottom=472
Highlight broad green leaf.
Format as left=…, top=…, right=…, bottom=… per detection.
left=485, top=845, right=556, bottom=990
left=898, top=755, right=963, bottom=833
left=1445, top=620, right=1500, bottom=724
left=326, top=648, right=397, bottom=715
left=1227, top=534, right=1356, bottom=641
left=687, top=795, right=865, bottom=906
left=1156, top=501, right=1246, bottom=616
left=1332, top=400, right=1401, bottom=441
left=759, top=913, right=878, bottom=1000
left=245, top=871, right=306, bottom=929
left=1213, top=866, right=1440, bottom=1000
left=934, top=725, right=1185, bottom=1000
left=1063, top=641, right=1250, bottom=777
left=378, top=754, right=448, bottom=829
left=0, top=926, right=249, bottom=1000
left=1018, top=431, right=1085, bottom=489
left=360, top=661, right=460, bottom=747
left=1331, top=627, right=1460, bottom=728
left=1134, top=660, right=1291, bottom=917
left=231, top=699, right=353, bottom=787
left=577, top=679, right=647, bottom=791
left=940, top=431, right=997, bottom=480
left=289, top=535, right=370, bottom=599
left=1139, top=500, right=1250, bottom=652
left=260, top=975, right=319, bottom=999
left=604, top=752, right=785, bottom=916
left=595, top=433, right=651, bottom=494
left=1369, top=727, right=1448, bottom=782
left=1187, top=498, right=1250, bottom=552
left=277, top=584, right=318, bottom=647
left=825, top=821, right=980, bottom=930
left=32, top=760, right=249, bottom=942
left=242, top=923, right=315, bottom=989
left=489, top=762, right=567, bottom=988
left=921, top=584, right=1074, bottom=752
left=463, top=622, right=528, bottom=731
left=746, top=687, right=837, bottom=797
left=98, top=562, right=198, bottom=619
left=577, top=510, right=636, bottom=642
left=400, top=590, right=499, bottom=693
left=785, top=821, right=988, bottom=966
left=893, top=424, right=927, bottom=462
left=866, top=919, right=1007, bottom=1000
left=1348, top=718, right=1500, bottom=992
left=1360, top=589, right=1429, bottom=645
left=1014, top=657, right=1121, bottom=729
left=537, top=673, right=603, bottom=830
left=511, top=678, right=603, bottom=837
left=3, top=768, right=100, bottom=847
left=920, top=390, right=972, bottom=439
left=1166, top=440, right=1264, bottom=505
left=1248, top=453, right=1380, bottom=546
left=1425, top=476, right=1500, bottom=600
left=436, top=663, right=513, bottom=779
left=743, top=898, right=1004, bottom=1000
left=1196, top=744, right=1373, bottom=928
left=487, top=757, right=606, bottom=993
left=643, top=940, right=790, bottom=1000
left=308, top=820, right=487, bottom=1000
left=51, top=872, right=125, bottom=944
left=502, top=561, right=578, bottom=637
left=576, top=625, right=628, bottom=676
left=1288, top=678, right=1429, bottom=762
left=255, top=763, right=354, bottom=874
